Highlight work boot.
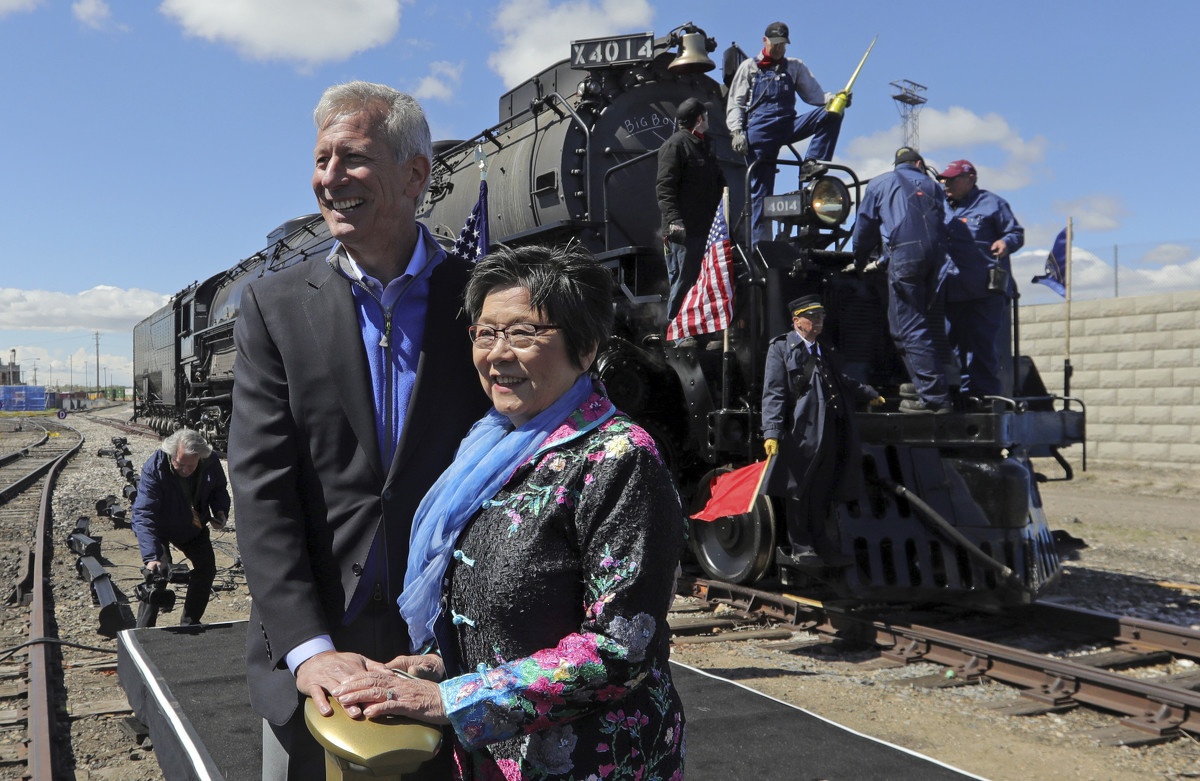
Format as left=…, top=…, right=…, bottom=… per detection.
left=899, top=399, right=950, bottom=415
left=899, top=382, right=919, bottom=400
left=799, top=159, right=829, bottom=178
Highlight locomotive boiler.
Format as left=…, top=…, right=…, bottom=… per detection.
left=133, top=22, right=1085, bottom=607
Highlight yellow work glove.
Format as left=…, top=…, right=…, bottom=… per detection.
left=764, top=438, right=778, bottom=457
left=869, top=396, right=886, bottom=407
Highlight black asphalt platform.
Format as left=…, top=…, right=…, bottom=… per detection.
left=117, top=621, right=987, bottom=780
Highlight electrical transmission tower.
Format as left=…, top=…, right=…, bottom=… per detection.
left=890, top=79, right=927, bottom=149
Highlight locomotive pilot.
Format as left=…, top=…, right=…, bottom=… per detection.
left=760, top=294, right=881, bottom=567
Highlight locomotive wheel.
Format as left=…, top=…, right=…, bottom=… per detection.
left=689, top=468, right=776, bottom=585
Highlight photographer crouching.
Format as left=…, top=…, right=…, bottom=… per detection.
left=131, top=429, right=230, bottom=626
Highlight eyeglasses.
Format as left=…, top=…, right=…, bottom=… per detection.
left=468, top=323, right=560, bottom=350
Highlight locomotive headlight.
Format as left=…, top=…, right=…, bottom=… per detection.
left=808, top=176, right=851, bottom=226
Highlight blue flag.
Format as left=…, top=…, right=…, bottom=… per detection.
left=453, top=180, right=489, bottom=262
left=1032, top=227, right=1067, bottom=297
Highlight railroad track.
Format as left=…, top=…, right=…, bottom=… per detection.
left=0, top=418, right=85, bottom=778
left=674, top=576, right=1200, bottom=747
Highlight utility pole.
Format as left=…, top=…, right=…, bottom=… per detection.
left=32, top=358, right=38, bottom=386
left=94, top=332, right=100, bottom=394
left=890, top=79, right=927, bottom=150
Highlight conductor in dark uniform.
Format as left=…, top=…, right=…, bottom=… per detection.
left=760, top=294, right=881, bottom=566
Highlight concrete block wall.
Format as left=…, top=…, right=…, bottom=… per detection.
left=1020, top=289, right=1200, bottom=467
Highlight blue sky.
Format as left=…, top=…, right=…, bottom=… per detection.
left=2, top=0, right=1196, bottom=388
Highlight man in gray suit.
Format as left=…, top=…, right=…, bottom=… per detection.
left=230, top=82, right=488, bottom=779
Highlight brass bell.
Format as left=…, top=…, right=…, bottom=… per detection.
left=668, top=31, right=715, bottom=74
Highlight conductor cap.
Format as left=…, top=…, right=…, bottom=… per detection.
left=764, top=22, right=790, bottom=45
left=676, top=98, right=706, bottom=127
left=790, top=294, right=824, bottom=317
left=894, top=147, right=924, bottom=166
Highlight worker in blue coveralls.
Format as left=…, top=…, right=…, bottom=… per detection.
left=131, top=428, right=229, bottom=625
left=940, top=159, right=1025, bottom=398
left=852, top=147, right=953, bottom=414
left=761, top=294, right=881, bottom=567
left=726, top=21, right=846, bottom=245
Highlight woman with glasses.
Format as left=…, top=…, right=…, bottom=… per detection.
left=332, top=244, right=687, bottom=780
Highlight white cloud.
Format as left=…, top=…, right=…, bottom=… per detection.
left=159, top=0, right=401, bottom=66
left=842, top=106, right=1046, bottom=191
left=1050, top=194, right=1127, bottom=233
left=73, top=0, right=126, bottom=30
left=411, top=61, right=464, bottom=102
left=488, top=0, right=653, bottom=87
left=0, top=0, right=40, bottom=18
left=1139, top=243, right=1194, bottom=267
left=1013, top=241, right=1200, bottom=305
left=0, top=286, right=169, bottom=333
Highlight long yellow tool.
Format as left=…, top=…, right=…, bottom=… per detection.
left=825, top=35, right=877, bottom=116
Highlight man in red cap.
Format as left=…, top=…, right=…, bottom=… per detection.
left=939, top=159, right=1025, bottom=398
left=726, top=21, right=848, bottom=245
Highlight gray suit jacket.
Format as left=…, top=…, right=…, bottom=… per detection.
left=230, top=234, right=488, bottom=724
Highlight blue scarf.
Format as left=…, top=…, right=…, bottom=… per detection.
left=398, top=374, right=613, bottom=650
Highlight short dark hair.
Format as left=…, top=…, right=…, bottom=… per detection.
left=465, top=244, right=613, bottom=370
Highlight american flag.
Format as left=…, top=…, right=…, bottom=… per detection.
left=667, top=198, right=734, bottom=340
left=452, top=180, right=490, bottom=261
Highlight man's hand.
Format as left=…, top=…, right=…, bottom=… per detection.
left=145, top=560, right=165, bottom=575
left=764, top=438, right=778, bottom=457
left=296, top=651, right=378, bottom=718
left=210, top=511, right=227, bottom=530
left=990, top=239, right=1008, bottom=258
left=869, top=395, right=886, bottom=407
left=732, top=131, right=748, bottom=155
left=666, top=223, right=686, bottom=244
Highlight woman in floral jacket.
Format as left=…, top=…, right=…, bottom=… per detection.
left=333, top=244, right=687, bottom=780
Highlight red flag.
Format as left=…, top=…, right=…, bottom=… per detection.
left=691, top=460, right=769, bottom=522
left=666, top=197, right=734, bottom=340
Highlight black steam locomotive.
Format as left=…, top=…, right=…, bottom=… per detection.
left=133, top=24, right=1084, bottom=607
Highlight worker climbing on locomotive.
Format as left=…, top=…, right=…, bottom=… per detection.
left=852, top=147, right=955, bottom=414
left=761, top=295, right=882, bottom=568
left=726, top=21, right=848, bottom=245
left=656, top=97, right=725, bottom=336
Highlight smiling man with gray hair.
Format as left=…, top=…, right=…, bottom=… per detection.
left=230, top=81, right=488, bottom=778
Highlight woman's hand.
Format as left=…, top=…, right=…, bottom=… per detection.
left=332, top=670, right=449, bottom=724
left=380, top=653, right=446, bottom=681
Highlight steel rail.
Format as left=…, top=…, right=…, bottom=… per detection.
left=28, top=423, right=83, bottom=779
left=681, top=576, right=1200, bottom=739
left=0, top=423, right=74, bottom=505
left=1023, top=600, right=1200, bottom=660
left=0, top=420, right=49, bottom=468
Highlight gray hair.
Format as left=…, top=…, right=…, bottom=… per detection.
left=465, top=244, right=614, bottom=370
left=161, top=429, right=212, bottom=459
left=313, top=81, right=433, bottom=201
